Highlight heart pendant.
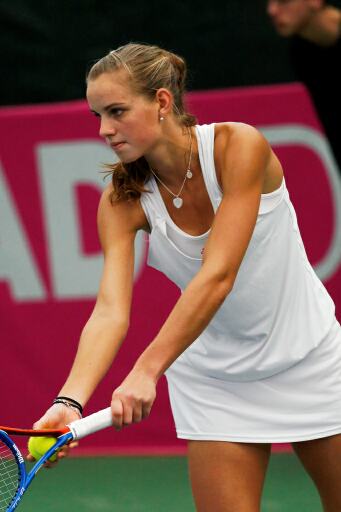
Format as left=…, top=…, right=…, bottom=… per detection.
left=173, top=197, right=183, bottom=208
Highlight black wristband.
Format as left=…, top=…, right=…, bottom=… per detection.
left=53, top=396, right=83, bottom=415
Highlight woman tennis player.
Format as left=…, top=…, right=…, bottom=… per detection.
left=34, top=43, right=341, bottom=511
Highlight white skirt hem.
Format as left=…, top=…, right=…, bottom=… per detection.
left=176, top=426, right=341, bottom=444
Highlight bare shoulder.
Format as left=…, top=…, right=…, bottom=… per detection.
left=97, top=183, right=149, bottom=252
left=214, top=122, right=270, bottom=162
left=213, top=122, right=272, bottom=189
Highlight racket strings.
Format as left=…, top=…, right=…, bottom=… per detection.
left=0, top=441, right=20, bottom=511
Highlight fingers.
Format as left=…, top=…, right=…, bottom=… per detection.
left=32, top=416, right=48, bottom=430
left=110, top=388, right=153, bottom=431
left=142, top=403, right=152, bottom=420
left=28, top=406, right=80, bottom=467
left=43, top=459, right=58, bottom=469
left=56, top=443, right=76, bottom=461
left=111, top=395, right=124, bottom=430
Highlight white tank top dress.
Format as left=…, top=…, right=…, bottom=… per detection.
left=140, top=123, right=341, bottom=443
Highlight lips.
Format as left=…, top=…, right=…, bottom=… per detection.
left=110, top=141, right=126, bottom=150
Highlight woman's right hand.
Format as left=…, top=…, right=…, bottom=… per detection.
left=27, top=403, right=81, bottom=466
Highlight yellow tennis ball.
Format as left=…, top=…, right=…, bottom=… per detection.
left=28, top=436, right=58, bottom=462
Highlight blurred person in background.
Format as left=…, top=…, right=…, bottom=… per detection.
left=267, top=0, right=341, bottom=178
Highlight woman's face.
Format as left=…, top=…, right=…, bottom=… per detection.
left=87, top=70, right=161, bottom=162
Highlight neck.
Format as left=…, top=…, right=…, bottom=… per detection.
left=299, top=6, right=341, bottom=46
left=146, top=123, right=197, bottom=188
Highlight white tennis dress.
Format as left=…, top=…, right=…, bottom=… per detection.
left=140, top=123, right=341, bottom=443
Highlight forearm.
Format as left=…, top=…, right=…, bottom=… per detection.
left=59, top=314, right=128, bottom=406
left=133, top=270, right=232, bottom=381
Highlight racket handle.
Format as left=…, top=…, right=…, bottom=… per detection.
left=68, top=407, right=113, bottom=440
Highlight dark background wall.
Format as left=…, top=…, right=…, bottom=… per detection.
left=1, top=0, right=340, bottom=106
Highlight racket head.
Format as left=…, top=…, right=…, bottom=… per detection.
left=0, top=430, right=73, bottom=512
left=0, top=407, right=112, bottom=510
left=0, top=430, right=26, bottom=512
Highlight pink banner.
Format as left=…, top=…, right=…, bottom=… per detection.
left=1, top=83, right=340, bottom=453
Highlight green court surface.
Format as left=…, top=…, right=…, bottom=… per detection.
left=21, top=453, right=321, bottom=511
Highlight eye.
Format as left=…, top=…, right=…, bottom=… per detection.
left=110, top=108, right=124, bottom=117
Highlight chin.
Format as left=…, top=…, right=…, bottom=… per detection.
left=112, top=147, right=142, bottom=164
left=272, top=21, right=295, bottom=37
left=120, top=155, right=142, bottom=164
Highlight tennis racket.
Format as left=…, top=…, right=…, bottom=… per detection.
left=0, top=407, right=113, bottom=511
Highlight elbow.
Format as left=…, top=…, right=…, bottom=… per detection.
left=201, top=256, right=237, bottom=302
left=215, top=279, right=234, bottom=304
left=110, top=317, right=130, bottom=335
left=108, top=317, right=130, bottom=336
left=86, top=310, right=130, bottom=337
left=206, top=271, right=235, bottom=304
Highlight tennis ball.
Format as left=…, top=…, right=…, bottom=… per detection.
left=28, top=436, right=58, bottom=462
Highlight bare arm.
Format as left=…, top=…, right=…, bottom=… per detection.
left=58, top=186, right=144, bottom=406
left=112, top=124, right=272, bottom=427
left=30, top=185, right=145, bottom=453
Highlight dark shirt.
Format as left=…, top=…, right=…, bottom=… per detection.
left=290, top=36, right=341, bottom=172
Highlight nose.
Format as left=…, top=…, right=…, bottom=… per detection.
left=99, top=116, right=117, bottom=139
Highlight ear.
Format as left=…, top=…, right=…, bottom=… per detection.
left=155, top=88, right=173, bottom=117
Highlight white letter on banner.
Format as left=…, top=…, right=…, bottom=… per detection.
left=260, top=125, right=341, bottom=281
left=37, top=141, right=146, bottom=299
left=0, top=163, right=46, bottom=300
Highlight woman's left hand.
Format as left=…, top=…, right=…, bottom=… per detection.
left=110, top=369, right=157, bottom=430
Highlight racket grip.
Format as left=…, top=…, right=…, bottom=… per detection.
left=68, top=407, right=113, bottom=440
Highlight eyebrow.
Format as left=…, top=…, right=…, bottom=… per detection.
left=90, top=102, right=126, bottom=115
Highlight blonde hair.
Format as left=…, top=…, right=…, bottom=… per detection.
left=87, top=43, right=197, bottom=202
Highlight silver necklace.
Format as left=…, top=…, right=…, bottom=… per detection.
left=150, top=129, right=193, bottom=209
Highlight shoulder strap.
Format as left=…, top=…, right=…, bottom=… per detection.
left=195, top=124, right=222, bottom=211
